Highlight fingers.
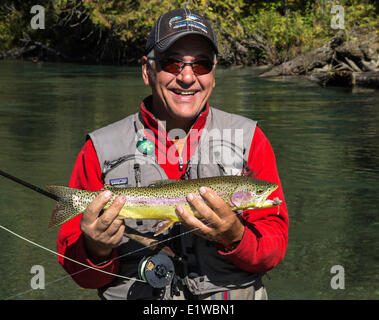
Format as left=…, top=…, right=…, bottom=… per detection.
left=105, top=220, right=125, bottom=247
left=198, top=187, right=232, bottom=219
left=81, top=190, right=113, bottom=225
left=176, top=205, right=214, bottom=240
left=95, top=195, right=126, bottom=232
left=186, top=190, right=222, bottom=227
left=176, top=204, right=208, bottom=230
left=80, top=192, right=126, bottom=259
left=103, top=217, right=125, bottom=239
left=176, top=186, right=245, bottom=244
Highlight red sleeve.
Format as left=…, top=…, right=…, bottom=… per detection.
left=217, top=126, right=289, bottom=274
left=56, top=139, right=120, bottom=289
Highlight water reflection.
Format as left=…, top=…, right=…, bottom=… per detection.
left=0, top=60, right=378, bottom=299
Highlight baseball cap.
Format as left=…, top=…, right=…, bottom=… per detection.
left=145, top=8, right=218, bottom=56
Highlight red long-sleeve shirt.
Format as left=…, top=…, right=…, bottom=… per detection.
left=57, top=103, right=289, bottom=289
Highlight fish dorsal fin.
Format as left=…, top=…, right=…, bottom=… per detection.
left=102, top=180, right=177, bottom=190
left=148, top=179, right=177, bottom=187
left=101, top=184, right=123, bottom=192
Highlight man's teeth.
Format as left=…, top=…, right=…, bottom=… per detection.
left=173, top=90, right=196, bottom=95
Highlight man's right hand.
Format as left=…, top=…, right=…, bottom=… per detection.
left=80, top=190, right=126, bottom=263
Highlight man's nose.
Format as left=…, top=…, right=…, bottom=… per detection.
left=177, top=64, right=196, bottom=85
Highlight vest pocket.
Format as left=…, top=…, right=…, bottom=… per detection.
left=102, top=157, right=168, bottom=234
left=102, top=155, right=167, bottom=188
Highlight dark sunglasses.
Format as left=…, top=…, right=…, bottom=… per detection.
left=154, top=58, right=214, bottom=75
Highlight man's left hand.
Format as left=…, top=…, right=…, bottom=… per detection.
left=176, top=186, right=245, bottom=249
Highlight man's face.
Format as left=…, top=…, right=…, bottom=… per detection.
left=142, top=34, right=216, bottom=130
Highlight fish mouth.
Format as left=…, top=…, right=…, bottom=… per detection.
left=245, top=197, right=282, bottom=209
left=261, top=197, right=282, bottom=208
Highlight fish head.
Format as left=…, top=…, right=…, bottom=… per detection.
left=229, top=178, right=279, bottom=209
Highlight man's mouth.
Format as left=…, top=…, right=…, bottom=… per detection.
left=171, top=89, right=199, bottom=96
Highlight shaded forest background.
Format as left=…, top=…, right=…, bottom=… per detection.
left=0, top=0, right=378, bottom=66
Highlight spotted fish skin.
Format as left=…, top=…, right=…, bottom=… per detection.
left=47, top=176, right=280, bottom=231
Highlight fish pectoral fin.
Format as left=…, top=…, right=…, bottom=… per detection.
left=153, top=220, right=176, bottom=236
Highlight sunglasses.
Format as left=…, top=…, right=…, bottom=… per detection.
left=154, top=58, right=214, bottom=75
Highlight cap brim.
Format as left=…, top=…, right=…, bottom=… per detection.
left=155, top=31, right=218, bottom=55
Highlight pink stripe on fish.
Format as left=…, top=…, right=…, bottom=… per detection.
left=124, top=195, right=188, bottom=205
left=123, top=192, right=227, bottom=206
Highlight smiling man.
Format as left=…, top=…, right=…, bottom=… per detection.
left=56, top=8, right=289, bottom=300
left=144, top=34, right=216, bottom=133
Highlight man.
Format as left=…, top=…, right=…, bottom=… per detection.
left=57, top=8, right=288, bottom=300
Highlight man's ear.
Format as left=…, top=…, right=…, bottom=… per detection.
left=212, top=59, right=217, bottom=88
left=142, top=56, right=151, bottom=86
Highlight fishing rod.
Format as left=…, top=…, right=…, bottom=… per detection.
left=0, top=169, right=177, bottom=288
left=0, top=169, right=62, bottom=202
left=0, top=169, right=178, bottom=256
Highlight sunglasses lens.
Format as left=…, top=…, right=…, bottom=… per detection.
left=161, top=60, right=181, bottom=74
left=160, top=59, right=213, bottom=75
left=193, top=60, right=213, bottom=75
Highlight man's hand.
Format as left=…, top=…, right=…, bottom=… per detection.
left=175, top=186, right=245, bottom=249
left=80, top=190, right=126, bottom=263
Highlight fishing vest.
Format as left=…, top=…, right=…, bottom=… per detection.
left=88, top=106, right=262, bottom=300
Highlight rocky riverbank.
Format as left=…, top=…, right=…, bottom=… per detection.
left=259, top=30, right=379, bottom=89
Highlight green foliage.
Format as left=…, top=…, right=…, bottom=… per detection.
left=0, top=0, right=377, bottom=64
left=240, top=0, right=378, bottom=64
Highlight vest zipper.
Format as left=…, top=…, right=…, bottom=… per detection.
left=178, top=156, right=183, bottom=172
left=216, top=160, right=227, bottom=175
left=133, top=163, right=141, bottom=187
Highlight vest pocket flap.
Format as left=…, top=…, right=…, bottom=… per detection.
left=103, top=158, right=167, bottom=188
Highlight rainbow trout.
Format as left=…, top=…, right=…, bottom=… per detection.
left=47, top=176, right=282, bottom=234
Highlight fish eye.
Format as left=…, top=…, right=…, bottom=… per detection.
left=256, top=188, right=264, bottom=195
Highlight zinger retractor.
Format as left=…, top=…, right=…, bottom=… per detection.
left=138, top=253, right=175, bottom=288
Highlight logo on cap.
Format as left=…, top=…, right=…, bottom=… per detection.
left=168, top=14, right=208, bottom=34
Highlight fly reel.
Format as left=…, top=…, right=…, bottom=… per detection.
left=138, top=253, right=175, bottom=288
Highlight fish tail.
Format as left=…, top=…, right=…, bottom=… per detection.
left=46, top=186, right=79, bottom=228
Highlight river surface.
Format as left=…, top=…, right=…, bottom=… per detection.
left=0, top=60, right=378, bottom=300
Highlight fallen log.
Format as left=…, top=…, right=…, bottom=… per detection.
left=309, top=71, right=379, bottom=88
left=20, top=40, right=71, bottom=60
left=259, top=30, right=346, bottom=77
left=354, top=71, right=379, bottom=88
left=258, top=43, right=335, bottom=77
left=259, top=29, right=378, bottom=89
left=0, top=45, right=37, bottom=59
left=0, top=40, right=74, bottom=61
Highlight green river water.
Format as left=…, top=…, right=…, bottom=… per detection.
left=0, top=60, right=378, bottom=300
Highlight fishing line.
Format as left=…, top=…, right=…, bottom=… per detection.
left=0, top=221, right=204, bottom=300
left=0, top=202, right=282, bottom=300
left=0, top=214, right=224, bottom=299
left=0, top=224, right=146, bottom=283
left=0, top=216, right=216, bottom=299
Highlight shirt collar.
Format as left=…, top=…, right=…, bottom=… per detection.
left=139, top=95, right=209, bottom=144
